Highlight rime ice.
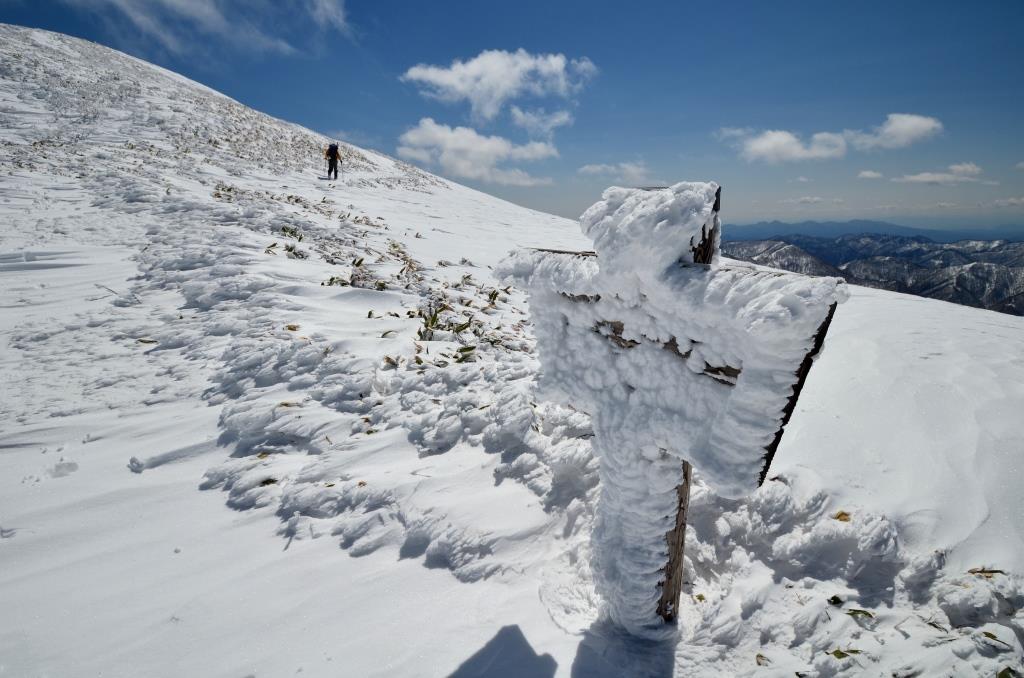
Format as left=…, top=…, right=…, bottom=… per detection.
left=500, top=182, right=848, bottom=636
left=580, top=181, right=722, bottom=275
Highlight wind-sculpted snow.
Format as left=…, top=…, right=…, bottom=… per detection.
left=501, top=184, right=852, bottom=636
left=579, top=181, right=722, bottom=274
left=0, top=23, right=583, bottom=585
left=545, top=473, right=1024, bottom=676
left=2, top=24, right=1023, bottom=677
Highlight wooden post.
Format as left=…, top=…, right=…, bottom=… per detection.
left=501, top=181, right=847, bottom=635
left=657, top=460, right=692, bottom=623
left=689, top=187, right=721, bottom=265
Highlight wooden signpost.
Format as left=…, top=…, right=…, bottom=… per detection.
left=500, top=182, right=847, bottom=635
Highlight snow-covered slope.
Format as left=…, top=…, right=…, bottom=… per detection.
left=1, top=25, right=1022, bottom=677
left=723, top=239, right=847, bottom=278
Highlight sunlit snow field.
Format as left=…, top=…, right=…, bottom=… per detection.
left=1, top=25, right=1022, bottom=677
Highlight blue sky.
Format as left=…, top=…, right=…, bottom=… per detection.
left=3, top=0, right=1023, bottom=227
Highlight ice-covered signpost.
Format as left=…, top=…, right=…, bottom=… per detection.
left=498, top=182, right=847, bottom=637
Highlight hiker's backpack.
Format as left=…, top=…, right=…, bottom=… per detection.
left=327, top=143, right=339, bottom=160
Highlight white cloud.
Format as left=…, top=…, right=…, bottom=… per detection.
left=397, top=118, right=555, bottom=186
left=948, top=161, right=982, bottom=176
left=778, top=196, right=845, bottom=206
left=994, top=197, right=1024, bottom=208
left=306, top=0, right=348, bottom=33
left=796, top=176, right=810, bottom=183
left=61, top=0, right=349, bottom=55
left=1017, top=162, right=1024, bottom=170
left=858, top=170, right=884, bottom=179
left=720, top=113, right=942, bottom=163
left=396, top=145, right=433, bottom=165
left=578, top=161, right=653, bottom=185
left=892, top=162, right=986, bottom=185
left=510, top=107, right=573, bottom=139
left=892, top=172, right=975, bottom=185
left=740, top=130, right=846, bottom=163
left=934, top=202, right=958, bottom=209
left=401, top=49, right=596, bottom=121
left=845, top=113, right=943, bottom=150
left=780, top=196, right=824, bottom=205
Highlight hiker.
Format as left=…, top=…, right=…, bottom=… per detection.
left=324, top=142, right=342, bottom=180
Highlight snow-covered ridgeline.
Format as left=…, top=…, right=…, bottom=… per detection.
left=501, top=183, right=848, bottom=635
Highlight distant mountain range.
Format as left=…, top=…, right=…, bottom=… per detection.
left=723, top=233, right=1024, bottom=315
left=726, top=220, right=1024, bottom=243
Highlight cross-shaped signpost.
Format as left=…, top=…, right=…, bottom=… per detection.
left=499, top=182, right=847, bottom=637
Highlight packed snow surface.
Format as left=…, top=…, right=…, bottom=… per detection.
left=1, top=24, right=1023, bottom=677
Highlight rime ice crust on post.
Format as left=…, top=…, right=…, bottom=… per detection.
left=581, top=181, right=722, bottom=273
left=497, top=181, right=848, bottom=637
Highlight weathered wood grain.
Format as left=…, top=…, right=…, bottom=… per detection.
left=657, top=460, right=692, bottom=623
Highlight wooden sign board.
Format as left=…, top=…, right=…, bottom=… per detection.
left=500, top=183, right=846, bottom=635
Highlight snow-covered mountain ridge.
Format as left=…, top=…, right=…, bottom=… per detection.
left=725, top=234, right=1024, bottom=315
left=1, top=25, right=1023, bottom=677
